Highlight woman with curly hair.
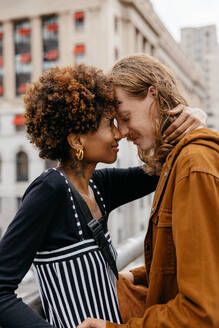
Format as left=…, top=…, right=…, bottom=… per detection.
left=0, top=63, right=205, bottom=328
left=78, top=54, right=219, bottom=328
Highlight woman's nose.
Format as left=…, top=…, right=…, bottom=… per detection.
left=114, top=125, right=122, bottom=141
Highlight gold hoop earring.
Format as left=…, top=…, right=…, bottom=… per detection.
left=76, top=148, right=84, bottom=161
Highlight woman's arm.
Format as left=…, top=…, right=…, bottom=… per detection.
left=93, top=167, right=159, bottom=212
left=0, top=179, right=61, bottom=327
left=164, top=105, right=207, bottom=142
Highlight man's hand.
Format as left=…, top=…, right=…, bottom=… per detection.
left=163, top=105, right=207, bottom=143
left=77, top=318, right=106, bottom=328
left=119, top=271, right=134, bottom=282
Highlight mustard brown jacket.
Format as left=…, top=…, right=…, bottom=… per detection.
left=108, top=128, right=219, bottom=328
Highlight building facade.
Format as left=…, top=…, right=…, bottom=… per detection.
left=0, top=0, right=206, bottom=245
left=181, top=25, right=219, bottom=130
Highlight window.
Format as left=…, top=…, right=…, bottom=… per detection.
left=114, top=16, right=118, bottom=33
left=16, top=151, right=28, bottom=181
left=140, top=223, right=145, bottom=231
left=74, top=44, right=85, bottom=64
left=0, top=23, right=3, bottom=97
left=14, top=20, right=31, bottom=96
left=207, top=124, right=214, bottom=129
left=135, top=28, right=139, bottom=50
left=17, top=197, right=22, bottom=209
left=15, top=125, right=25, bottom=132
left=13, top=114, right=25, bottom=132
left=114, top=47, right=119, bottom=61
left=142, top=37, right=147, bottom=53
left=147, top=193, right=153, bottom=206
left=0, top=156, right=1, bottom=182
left=74, top=11, right=84, bottom=30
left=42, top=15, right=59, bottom=71
left=205, top=31, right=210, bottom=38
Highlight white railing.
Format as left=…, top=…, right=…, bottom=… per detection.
left=117, top=233, right=144, bottom=270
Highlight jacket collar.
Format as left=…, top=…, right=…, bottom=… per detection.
left=149, top=128, right=219, bottom=220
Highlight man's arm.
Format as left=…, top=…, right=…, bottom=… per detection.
left=119, top=266, right=147, bottom=293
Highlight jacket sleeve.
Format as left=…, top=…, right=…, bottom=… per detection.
left=130, top=266, right=147, bottom=286
left=107, top=171, right=219, bottom=328
left=0, top=180, right=61, bottom=327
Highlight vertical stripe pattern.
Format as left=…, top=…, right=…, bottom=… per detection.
left=33, top=169, right=122, bottom=328
left=34, top=235, right=122, bottom=328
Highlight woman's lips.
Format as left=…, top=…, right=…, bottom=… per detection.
left=112, top=144, right=119, bottom=152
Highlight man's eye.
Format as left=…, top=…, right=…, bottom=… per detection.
left=122, top=117, right=129, bottom=122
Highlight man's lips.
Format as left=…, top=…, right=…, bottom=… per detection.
left=131, top=138, right=138, bottom=145
left=127, top=135, right=139, bottom=145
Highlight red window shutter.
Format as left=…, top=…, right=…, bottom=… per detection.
left=0, top=86, right=3, bottom=95
left=19, top=53, right=31, bottom=63
left=18, top=28, right=30, bottom=36
left=74, top=44, right=85, bottom=54
left=0, top=32, right=3, bottom=39
left=46, top=23, right=58, bottom=32
left=17, top=84, right=27, bottom=94
left=13, top=114, right=24, bottom=126
left=74, top=11, right=84, bottom=20
left=45, top=50, right=59, bottom=60
left=0, top=56, right=3, bottom=67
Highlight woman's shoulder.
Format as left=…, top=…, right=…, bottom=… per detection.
left=24, top=168, right=66, bottom=198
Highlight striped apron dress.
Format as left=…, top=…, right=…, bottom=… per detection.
left=33, top=169, right=122, bottom=328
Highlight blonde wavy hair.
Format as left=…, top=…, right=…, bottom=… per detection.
left=110, top=54, right=188, bottom=175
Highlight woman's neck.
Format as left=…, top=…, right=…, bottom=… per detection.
left=58, top=160, right=96, bottom=196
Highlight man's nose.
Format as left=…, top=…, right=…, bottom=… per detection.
left=114, top=126, right=122, bottom=141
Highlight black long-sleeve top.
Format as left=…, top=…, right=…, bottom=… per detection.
left=0, top=167, right=158, bottom=327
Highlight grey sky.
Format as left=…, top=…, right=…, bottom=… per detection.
left=150, top=0, right=219, bottom=42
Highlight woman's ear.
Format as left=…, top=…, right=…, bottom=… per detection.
left=67, top=134, right=81, bottom=150
left=148, top=86, right=156, bottom=98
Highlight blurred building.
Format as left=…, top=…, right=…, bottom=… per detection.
left=0, top=0, right=206, bottom=245
left=181, top=25, right=219, bottom=130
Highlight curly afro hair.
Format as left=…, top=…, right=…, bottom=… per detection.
left=23, top=64, right=118, bottom=161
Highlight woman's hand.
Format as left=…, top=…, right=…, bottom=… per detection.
left=163, top=105, right=207, bottom=143
left=119, top=271, right=134, bottom=283
left=77, top=318, right=106, bottom=328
